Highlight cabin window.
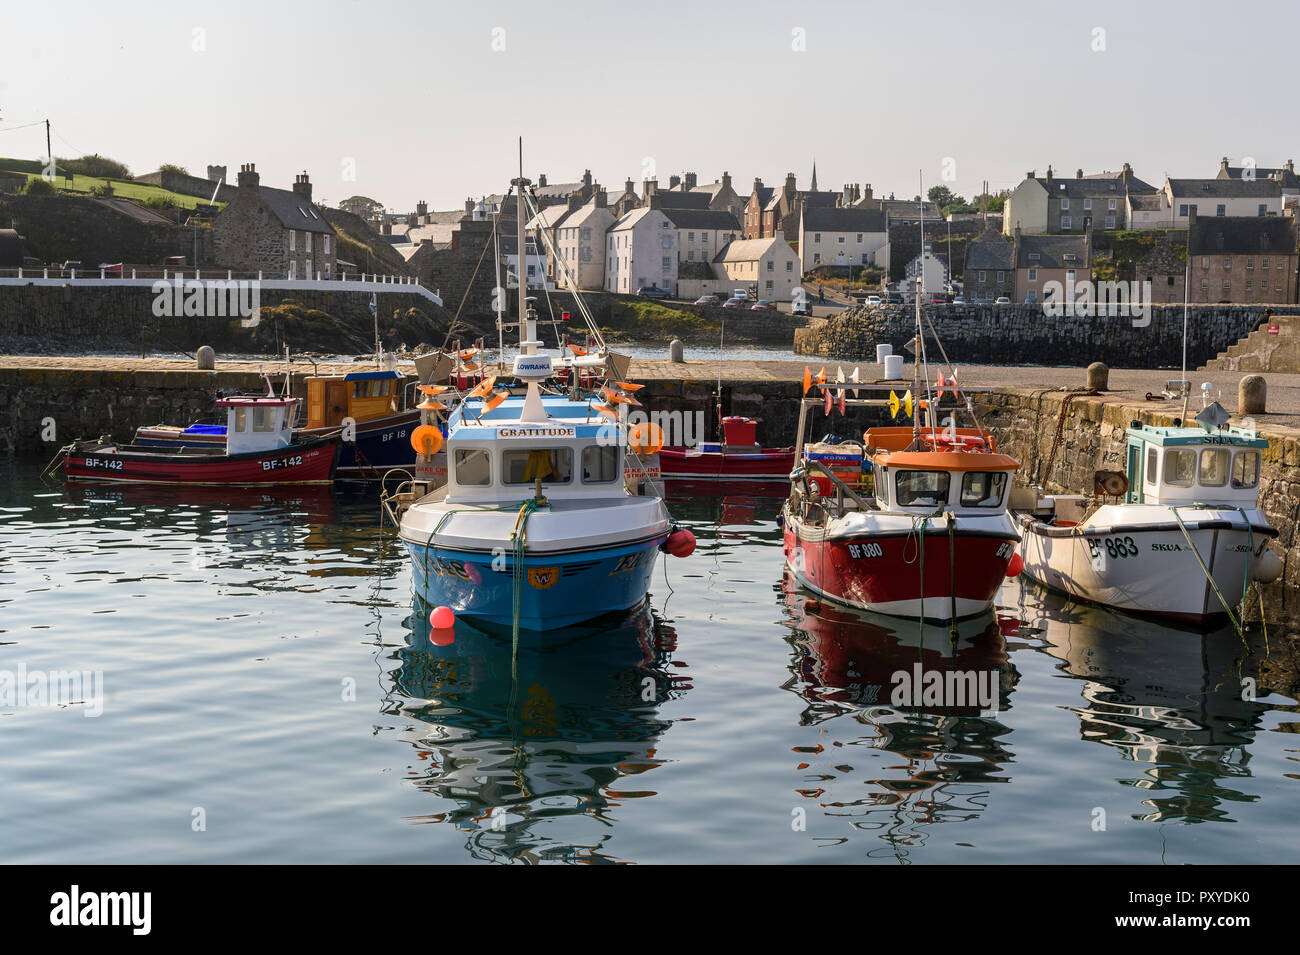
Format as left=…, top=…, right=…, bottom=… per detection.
left=582, top=445, right=620, bottom=483
left=1164, top=449, right=1196, bottom=486
left=454, top=448, right=491, bottom=486
left=895, top=470, right=950, bottom=508
left=1145, top=447, right=1158, bottom=485
left=960, top=471, right=1007, bottom=507
left=252, top=407, right=277, bottom=432
left=503, top=447, right=573, bottom=485
left=1232, top=451, right=1260, bottom=489
left=353, top=379, right=391, bottom=399
left=1198, top=448, right=1229, bottom=487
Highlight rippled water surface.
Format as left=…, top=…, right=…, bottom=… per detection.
left=0, top=457, right=1296, bottom=864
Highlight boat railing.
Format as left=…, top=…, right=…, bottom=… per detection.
left=792, top=459, right=876, bottom=515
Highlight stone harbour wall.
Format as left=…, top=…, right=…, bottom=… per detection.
left=795, top=303, right=1300, bottom=368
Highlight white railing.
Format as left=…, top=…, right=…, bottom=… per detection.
left=0, top=268, right=442, bottom=307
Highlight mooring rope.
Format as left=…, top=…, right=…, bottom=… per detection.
left=1169, top=505, right=1244, bottom=642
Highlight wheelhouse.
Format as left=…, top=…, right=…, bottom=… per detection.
left=865, top=426, right=1019, bottom=514
left=305, top=370, right=404, bottom=429
left=214, top=396, right=298, bottom=454
left=1123, top=424, right=1266, bottom=506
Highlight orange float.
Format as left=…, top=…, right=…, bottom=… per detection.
left=629, top=421, right=665, bottom=455
left=409, top=424, right=444, bottom=455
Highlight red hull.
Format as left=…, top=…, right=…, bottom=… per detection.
left=63, top=436, right=339, bottom=485
left=783, top=522, right=1015, bottom=619
left=659, top=446, right=795, bottom=481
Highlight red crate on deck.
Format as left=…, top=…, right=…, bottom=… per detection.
left=722, top=416, right=756, bottom=446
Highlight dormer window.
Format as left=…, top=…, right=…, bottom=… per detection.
left=1028, top=252, right=1040, bottom=261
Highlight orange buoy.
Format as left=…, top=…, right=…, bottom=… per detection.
left=629, top=421, right=665, bottom=454
left=483, top=390, right=508, bottom=412
left=410, top=424, right=444, bottom=455
left=1005, top=553, right=1024, bottom=578
left=466, top=375, right=497, bottom=400
left=616, top=381, right=645, bottom=392
left=802, top=367, right=812, bottom=395
left=593, top=404, right=621, bottom=421
left=823, top=389, right=833, bottom=416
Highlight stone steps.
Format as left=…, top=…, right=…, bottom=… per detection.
left=1200, top=314, right=1300, bottom=372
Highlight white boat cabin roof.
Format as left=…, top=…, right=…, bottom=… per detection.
left=1125, top=423, right=1266, bottom=505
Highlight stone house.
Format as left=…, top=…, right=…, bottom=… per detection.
left=1215, top=156, right=1300, bottom=197
left=742, top=178, right=775, bottom=239
left=662, top=207, right=741, bottom=266
left=605, top=204, right=678, bottom=295
left=550, top=192, right=614, bottom=291
left=797, top=206, right=889, bottom=272
left=1132, top=237, right=1187, bottom=304
left=1012, top=230, right=1091, bottom=303
left=711, top=237, right=801, bottom=301
left=1164, top=177, right=1284, bottom=228
left=1187, top=208, right=1297, bottom=304
left=963, top=231, right=1015, bottom=301
left=1126, top=192, right=1170, bottom=230
left=760, top=173, right=840, bottom=246
left=499, top=235, right=550, bottom=290
left=662, top=171, right=745, bottom=221
left=1003, top=163, right=1156, bottom=235
left=211, top=164, right=336, bottom=278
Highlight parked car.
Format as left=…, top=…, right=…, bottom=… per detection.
left=928, top=294, right=949, bottom=305
left=886, top=292, right=903, bottom=305
left=951, top=296, right=966, bottom=306
left=732, top=288, right=750, bottom=301
left=694, top=294, right=721, bottom=306
left=994, top=296, right=1012, bottom=305
left=865, top=294, right=882, bottom=306
left=791, top=299, right=813, bottom=316
left=637, top=286, right=671, bottom=299
left=750, top=300, right=776, bottom=311
left=60, top=260, right=84, bottom=273
left=20, top=256, right=42, bottom=269
left=722, top=297, right=745, bottom=309
left=100, top=263, right=124, bottom=277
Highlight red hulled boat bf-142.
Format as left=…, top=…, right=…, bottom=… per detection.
left=61, top=393, right=339, bottom=486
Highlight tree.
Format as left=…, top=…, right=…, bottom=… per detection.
left=927, top=185, right=965, bottom=211
left=972, top=189, right=1009, bottom=213
left=339, top=195, right=384, bottom=219
left=158, top=163, right=190, bottom=176
left=59, top=154, right=131, bottom=179
left=23, top=177, right=55, bottom=195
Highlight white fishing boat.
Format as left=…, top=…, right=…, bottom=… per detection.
left=1017, top=417, right=1281, bottom=626
left=389, top=161, right=693, bottom=632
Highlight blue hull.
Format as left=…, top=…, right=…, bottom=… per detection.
left=408, top=536, right=666, bottom=631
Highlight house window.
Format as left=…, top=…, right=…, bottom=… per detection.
left=767, top=260, right=774, bottom=271
left=289, top=230, right=296, bottom=251
left=1104, top=216, right=1116, bottom=229
left=979, top=271, right=987, bottom=282
left=1108, top=199, right=1117, bottom=211
left=662, top=256, right=671, bottom=271
left=837, top=236, right=845, bottom=244
left=813, top=253, right=821, bottom=264
left=1061, top=198, right=1070, bottom=210
left=289, top=260, right=296, bottom=279
left=1143, top=213, right=1150, bottom=222
left=1061, top=216, right=1072, bottom=230
left=1084, top=199, right=1092, bottom=210
left=1263, top=257, right=1270, bottom=268
left=786, top=261, right=793, bottom=272
left=1262, top=279, right=1269, bottom=291
left=1028, top=268, right=1038, bottom=281
left=856, top=233, right=863, bottom=243
left=1179, top=204, right=1189, bottom=216
left=1247, top=258, right=1254, bottom=270
left=1223, top=281, right=1231, bottom=293
left=1026, top=290, right=1037, bottom=302
left=324, top=236, right=330, bottom=255
left=814, top=233, right=821, bottom=242
left=1201, top=278, right=1209, bottom=291
left=1246, top=280, right=1253, bottom=291
left=305, top=258, right=312, bottom=278
left=688, top=232, right=695, bottom=241
left=1217, top=204, right=1226, bottom=216
left=861, top=254, right=869, bottom=264
left=1259, top=204, right=1267, bottom=216
left=1029, top=253, right=1040, bottom=261
left=306, top=232, right=312, bottom=253
left=1224, top=258, right=1231, bottom=269
left=1201, top=257, right=1209, bottom=270
left=766, top=280, right=774, bottom=291
left=687, top=251, right=694, bottom=261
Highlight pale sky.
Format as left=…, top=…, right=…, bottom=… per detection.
left=1, top=0, right=1294, bottom=213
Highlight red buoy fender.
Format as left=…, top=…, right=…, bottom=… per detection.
left=665, top=529, right=696, bottom=558
left=1005, top=552, right=1024, bottom=577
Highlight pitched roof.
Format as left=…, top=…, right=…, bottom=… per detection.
left=525, top=205, right=574, bottom=231
left=1016, top=234, right=1090, bottom=269
left=560, top=202, right=615, bottom=230
left=1221, top=165, right=1300, bottom=189
left=713, top=237, right=791, bottom=263
left=609, top=207, right=660, bottom=231
left=1040, top=176, right=1143, bottom=198
left=1168, top=178, right=1281, bottom=199
left=1188, top=215, right=1297, bottom=256
left=965, top=233, right=1015, bottom=271
left=801, top=206, right=887, bottom=233
left=657, top=190, right=712, bottom=210
left=1128, top=194, right=1166, bottom=211
left=801, top=190, right=841, bottom=209
left=749, top=187, right=774, bottom=207
left=661, top=208, right=741, bottom=230
left=258, top=186, right=335, bottom=234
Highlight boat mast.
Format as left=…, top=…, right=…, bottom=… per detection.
left=913, top=174, right=923, bottom=443
left=513, top=137, right=534, bottom=357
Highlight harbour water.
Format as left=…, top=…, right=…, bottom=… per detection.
left=1, top=455, right=1296, bottom=865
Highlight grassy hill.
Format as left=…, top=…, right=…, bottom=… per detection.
left=0, top=158, right=222, bottom=210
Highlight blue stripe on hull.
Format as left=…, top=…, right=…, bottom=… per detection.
left=407, top=536, right=665, bottom=630
left=335, top=425, right=417, bottom=472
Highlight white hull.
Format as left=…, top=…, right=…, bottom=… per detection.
left=1018, top=504, right=1274, bottom=622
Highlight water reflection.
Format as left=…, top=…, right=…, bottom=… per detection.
left=389, top=603, right=689, bottom=863
left=1023, top=588, right=1276, bottom=823
left=779, top=573, right=1020, bottom=860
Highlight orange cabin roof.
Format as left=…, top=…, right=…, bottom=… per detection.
left=871, top=450, right=1021, bottom=472
left=864, top=426, right=1019, bottom=471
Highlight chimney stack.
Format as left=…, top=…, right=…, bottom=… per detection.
left=1045, top=165, right=1054, bottom=186
left=582, top=169, right=592, bottom=188
left=785, top=172, right=796, bottom=196
left=416, top=200, right=427, bottom=217
left=685, top=172, right=697, bottom=190
left=567, top=193, right=582, bottom=211
left=669, top=174, right=681, bottom=189
left=722, top=171, right=731, bottom=190
left=1220, top=156, right=1231, bottom=176
left=538, top=173, right=548, bottom=187
left=237, top=163, right=260, bottom=189
left=1076, top=168, right=1083, bottom=178
left=292, top=171, right=311, bottom=201
left=465, top=197, right=475, bottom=213
left=648, top=193, right=662, bottom=210
left=594, top=189, right=607, bottom=209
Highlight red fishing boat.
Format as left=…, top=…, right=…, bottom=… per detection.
left=62, top=394, right=339, bottom=486
left=658, top=416, right=795, bottom=482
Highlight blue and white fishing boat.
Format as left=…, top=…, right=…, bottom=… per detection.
left=392, top=167, right=692, bottom=631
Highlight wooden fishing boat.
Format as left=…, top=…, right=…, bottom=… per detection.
left=63, top=394, right=339, bottom=486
